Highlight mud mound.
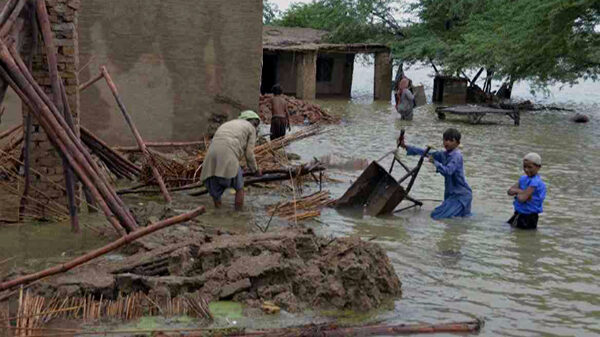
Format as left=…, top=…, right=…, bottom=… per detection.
left=45, top=228, right=401, bottom=313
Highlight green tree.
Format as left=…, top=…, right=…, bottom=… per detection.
left=396, top=0, right=600, bottom=89
left=274, top=0, right=400, bottom=44
left=263, top=0, right=280, bottom=25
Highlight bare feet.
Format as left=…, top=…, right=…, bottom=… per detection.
left=213, top=199, right=222, bottom=208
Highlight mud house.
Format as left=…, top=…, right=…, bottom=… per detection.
left=0, top=0, right=262, bottom=218
left=262, top=26, right=392, bottom=100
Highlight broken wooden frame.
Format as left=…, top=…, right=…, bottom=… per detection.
left=336, top=142, right=430, bottom=216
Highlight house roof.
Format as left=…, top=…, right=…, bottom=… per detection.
left=263, top=26, right=389, bottom=53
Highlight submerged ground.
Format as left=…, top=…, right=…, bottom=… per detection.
left=1, top=64, right=599, bottom=336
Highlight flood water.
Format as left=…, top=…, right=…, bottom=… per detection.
left=1, top=63, right=599, bottom=336
left=276, top=64, right=600, bottom=336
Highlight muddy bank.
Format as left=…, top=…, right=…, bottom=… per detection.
left=30, top=227, right=401, bottom=313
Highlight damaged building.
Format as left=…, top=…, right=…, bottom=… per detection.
left=262, top=26, right=392, bottom=100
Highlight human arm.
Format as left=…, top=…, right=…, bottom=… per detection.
left=245, top=127, right=260, bottom=175
left=507, top=183, right=520, bottom=196
left=432, top=154, right=460, bottom=177
left=515, top=186, right=535, bottom=202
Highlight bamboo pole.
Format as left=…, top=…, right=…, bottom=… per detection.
left=0, top=0, right=25, bottom=37
left=2, top=43, right=137, bottom=232
left=78, top=71, right=103, bottom=92
left=0, top=0, right=17, bottom=25
left=113, top=140, right=210, bottom=152
left=0, top=206, right=205, bottom=291
left=37, top=0, right=77, bottom=231
left=0, top=54, right=126, bottom=236
left=80, top=126, right=140, bottom=175
left=100, top=65, right=171, bottom=203
left=0, top=123, right=21, bottom=140
left=6, top=44, right=135, bottom=229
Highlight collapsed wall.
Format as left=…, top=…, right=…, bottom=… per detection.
left=41, top=228, right=402, bottom=313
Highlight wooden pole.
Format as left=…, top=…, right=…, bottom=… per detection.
left=4, top=43, right=137, bottom=231
left=0, top=0, right=25, bottom=37
left=100, top=66, right=172, bottom=204
left=0, top=49, right=127, bottom=235
left=18, top=112, right=32, bottom=219
left=0, top=206, right=205, bottom=291
left=36, top=0, right=79, bottom=232
left=0, top=0, right=17, bottom=25
left=78, top=72, right=103, bottom=92
left=0, top=123, right=21, bottom=140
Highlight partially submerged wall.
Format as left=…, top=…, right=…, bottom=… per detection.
left=78, top=0, right=262, bottom=145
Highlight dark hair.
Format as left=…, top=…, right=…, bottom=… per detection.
left=443, top=128, right=461, bottom=142
left=272, top=84, right=283, bottom=95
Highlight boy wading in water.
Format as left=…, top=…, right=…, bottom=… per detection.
left=507, top=153, right=547, bottom=229
left=399, top=128, right=472, bottom=219
left=270, top=84, right=291, bottom=141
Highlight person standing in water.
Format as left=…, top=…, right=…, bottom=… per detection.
left=395, top=78, right=415, bottom=120
left=270, top=84, right=291, bottom=140
left=507, top=153, right=547, bottom=229
left=399, top=128, right=472, bottom=219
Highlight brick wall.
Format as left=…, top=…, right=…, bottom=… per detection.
left=24, top=0, right=79, bottom=215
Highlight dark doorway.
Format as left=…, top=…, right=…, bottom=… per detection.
left=261, top=54, right=279, bottom=94
left=316, top=56, right=334, bottom=82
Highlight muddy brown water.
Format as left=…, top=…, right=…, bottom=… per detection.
left=1, top=65, right=599, bottom=336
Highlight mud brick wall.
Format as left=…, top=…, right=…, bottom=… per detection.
left=78, top=0, right=262, bottom=145
left=25, top=0, right=80, bottom=213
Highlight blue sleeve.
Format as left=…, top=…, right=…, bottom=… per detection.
left=405, top=145, right=426, bottom=156
left=406, top=145, right=439, bottom=158
left=433, top=154, right=460, bottom=177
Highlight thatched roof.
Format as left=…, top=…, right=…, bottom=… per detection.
left=263, top=26, right=389, bottom=53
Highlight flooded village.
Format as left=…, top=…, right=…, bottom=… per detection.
left=0, top=0, right=599, bottom=336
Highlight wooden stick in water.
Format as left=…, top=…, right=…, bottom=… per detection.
left=0, top=206, right=205, bottom=291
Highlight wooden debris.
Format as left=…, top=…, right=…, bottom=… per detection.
left=8, top=290, right=212, bottom=334
left=80, top=126, right=141, bottom=180
left=0, top=2, right=138, bottom=234
left=0, top=206, right=205, bottom=292
left=100, top=66, right=172, bottom=204
left=266, top=191, right=334, bottom=222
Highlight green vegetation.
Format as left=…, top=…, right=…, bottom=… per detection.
left=265, top=0, right=600, bottom=90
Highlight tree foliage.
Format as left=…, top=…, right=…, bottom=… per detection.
left=267, top=0, right=600, bottom=86
left=273, top=0, right=400, bottom=44
left=263, top=0, right=280, bottom=25
left=396, top=0, right=600, bottom=86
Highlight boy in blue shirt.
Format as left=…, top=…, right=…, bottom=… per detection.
left=399, top=128, right=472, bottom=219
left=507, top=153, right=547, bottom=229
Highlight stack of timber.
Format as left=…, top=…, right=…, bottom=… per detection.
left=80, top=126, right=140, bottom=180
left=129, top=125, right=328, bottom=191
left=266, top=191, right=335, bottom=222
left=259, top=94, right=340, bottom=125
